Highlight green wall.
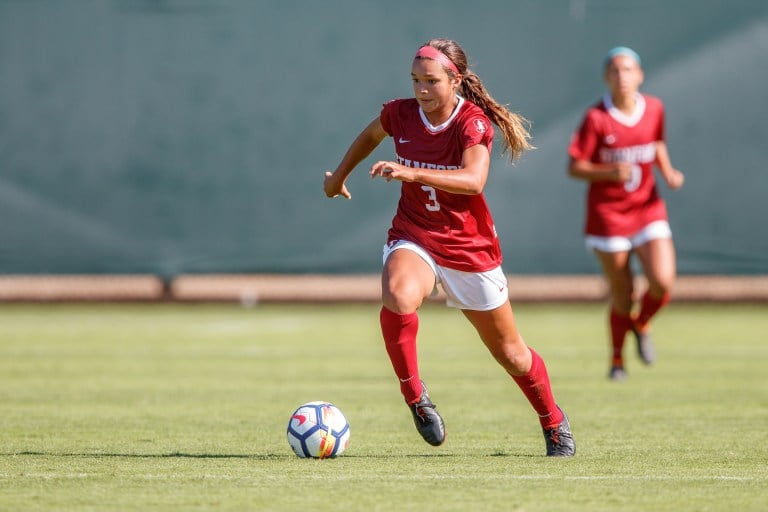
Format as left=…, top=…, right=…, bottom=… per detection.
left=1, top=0, right=767, bottom=275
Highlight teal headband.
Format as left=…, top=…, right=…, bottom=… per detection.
left=604, top=46, right=641, bottom=67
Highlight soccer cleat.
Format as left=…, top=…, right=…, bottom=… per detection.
left=608, top=365, right=627, bottom=381
left=631, top=324, right=656, bottom=365
left=408, top=382, right=446, bottom=446
left=543, top=406, right=575, bottom=457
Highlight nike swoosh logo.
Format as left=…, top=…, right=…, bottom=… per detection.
left=399, top=376, right=414, bottom=383
left=398, top=137, right=411, bottom=143
left=292, top=414, right=308, bottom=426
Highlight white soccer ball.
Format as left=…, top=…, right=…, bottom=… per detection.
left=286, top=401, right=350, bottom=458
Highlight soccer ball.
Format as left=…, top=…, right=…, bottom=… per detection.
left=286, top=401, right=350, bottom=458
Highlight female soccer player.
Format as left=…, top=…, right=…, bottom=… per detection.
left=567, top=47, right=685, bottom=381
left=324, top=38, right=575, bottom=456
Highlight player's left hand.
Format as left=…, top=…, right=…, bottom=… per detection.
left=370, top=161, right=399, bottom=182
left=665, top=169, right=685, bottom=190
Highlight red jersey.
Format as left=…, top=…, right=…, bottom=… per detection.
left=568, top=93, right=669, bottom=237
left=379, top=97, right=501, bottom=272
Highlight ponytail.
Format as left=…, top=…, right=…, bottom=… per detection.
left=421, top=38, right=534, bottom=163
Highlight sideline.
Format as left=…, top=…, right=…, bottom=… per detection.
left=1, top=274, right=767, bottom=303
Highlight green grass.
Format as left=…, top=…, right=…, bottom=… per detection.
left=1, top=302, right=766, bottom=511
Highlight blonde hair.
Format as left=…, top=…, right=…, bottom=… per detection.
left=420, top=38, right=534, bottom=162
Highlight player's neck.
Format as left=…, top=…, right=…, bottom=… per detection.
left=424, top=96, right=460, bottom=127
left=611, top=93, right=638, bottom=115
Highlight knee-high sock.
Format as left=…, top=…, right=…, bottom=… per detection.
left=610, top=309, right=634, bottom=367
left=380, top=306, right=422, bottom=404
left=512, top=348, right=564, bottom=430
left=635, top=291, right=670, bottom=331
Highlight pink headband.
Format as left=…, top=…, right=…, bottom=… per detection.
left=414, top=45, right=460, bottom=75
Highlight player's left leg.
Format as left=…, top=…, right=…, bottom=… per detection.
left=634, top=236, right=675, bottom=325
left=463, top=303, right=575, bottom=456
left=632, top=237, right=676, bottom=363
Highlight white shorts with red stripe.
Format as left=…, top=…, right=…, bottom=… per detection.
left=585, top=220, right=672, bottom=253
left=382, top=240, right=508, bottom=311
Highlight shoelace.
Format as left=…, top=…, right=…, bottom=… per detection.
left=414, top=403, right=437, bottom=421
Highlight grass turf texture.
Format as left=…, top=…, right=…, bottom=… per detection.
left=0, top=302, right=766, bottom=511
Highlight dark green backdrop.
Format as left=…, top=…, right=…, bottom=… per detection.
left=2, top=0, right=767, bottom=275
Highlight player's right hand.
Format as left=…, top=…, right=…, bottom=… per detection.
left=324, top=171, right=352, bottom=199
left=613, top=163, right=633, bottom=182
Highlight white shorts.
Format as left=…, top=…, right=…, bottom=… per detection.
left=585, top=220, right=672, bottom=253
left=382, top=240, right=509, bottom=311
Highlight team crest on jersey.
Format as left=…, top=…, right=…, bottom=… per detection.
left=473, top=119, right=487, bottom=133
left=604, top=134, right=616, bottom=144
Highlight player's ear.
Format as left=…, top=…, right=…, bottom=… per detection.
left=452, top=74, right=462, bottom=90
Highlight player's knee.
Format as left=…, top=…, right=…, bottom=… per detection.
left=610, top=286, right=634, bottom=313
left=648, top=278, right=673, bottom=298
left=381, top=287, right=423, bottom=314
left=647, top=269, right=675, bottom=297
left=487, top=338, right=529, bottom=375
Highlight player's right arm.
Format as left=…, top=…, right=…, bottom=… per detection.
left=568, top=158, right=633, bottom=183
left=567, top=109, right=632, bottom=183
left=324, top=117, right=388, bottom=200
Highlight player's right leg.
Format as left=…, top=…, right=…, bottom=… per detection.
left=380, top=242, right=445, bottom=445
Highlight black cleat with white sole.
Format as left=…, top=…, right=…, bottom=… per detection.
left=408, top=382, right=446, bottom=446
left=543, top=406, right=576, bottom=457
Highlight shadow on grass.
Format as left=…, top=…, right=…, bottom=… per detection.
left=7, top=451, right=284, bottom=460
left=5, top=450, right=537, bottom=459
left=343, top=452, right=537, bottom=459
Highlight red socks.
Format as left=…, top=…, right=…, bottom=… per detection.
left=609, top=309, right=634, bottom=367
left=381, top=307, right=564, bottom=430
left=635, top=291, right=671, bottom=332
left=512, top=348, right=564, bottom=430
left=380, top=306, right=422, bottom=404
left=609, top=291, right=670, bottom=366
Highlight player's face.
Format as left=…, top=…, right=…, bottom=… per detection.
left=411, top=58, right=460, bottom=123
left=604, top=55, right=644, bottom=98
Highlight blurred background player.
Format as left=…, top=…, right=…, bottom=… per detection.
left=567, top=46, right=685, bottom=381
left=324, top=38, right=575, bottom=456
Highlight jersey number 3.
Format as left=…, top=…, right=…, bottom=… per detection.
left=421, top=186, right=440, bottom=212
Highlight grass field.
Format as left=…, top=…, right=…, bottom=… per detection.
left=1, top=302, right=766, bottom=511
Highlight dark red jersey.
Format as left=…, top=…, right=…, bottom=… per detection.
left=379, top=97, right=501, bottom=272
left=568, top=93, right=669, bottom=236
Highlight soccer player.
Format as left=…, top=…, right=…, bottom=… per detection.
left=324, top=38, right=575, bottom=456
left=567, top=47, right=685, bottom=381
